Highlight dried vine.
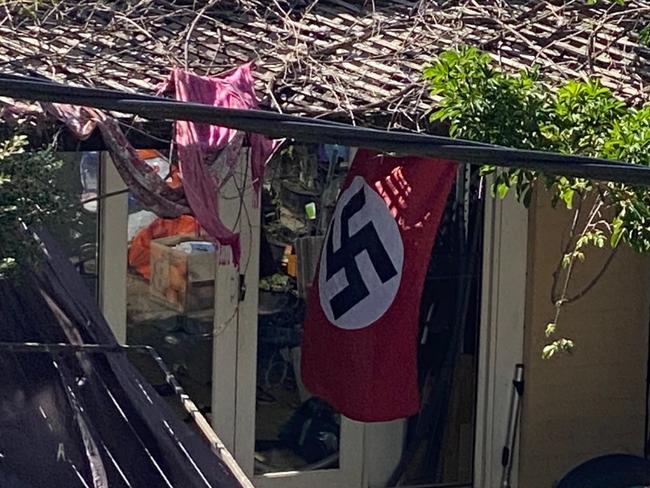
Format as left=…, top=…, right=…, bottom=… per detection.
left=3, top=0, right=650, bottom=131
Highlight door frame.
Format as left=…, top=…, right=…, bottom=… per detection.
left=99, top=152, right=128, bottom=343
left=474, top=189, right=528, bottom=488
left=95, top=150, right=365, bottom=486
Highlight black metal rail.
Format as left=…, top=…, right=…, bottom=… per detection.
left=2, top=73, right=650, bottom=186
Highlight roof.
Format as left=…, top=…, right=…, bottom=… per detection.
left=2, top=0, right=650, bottom=129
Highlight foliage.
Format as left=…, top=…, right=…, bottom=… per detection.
left=424, top=47, right=650, bottom=358
left=259, top=273, right=291, bottom=292
left=0, top=124, right=70, bottom=278
left=639, top=24, right=650, bottom=47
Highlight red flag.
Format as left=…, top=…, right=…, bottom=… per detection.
left=301, top=149, right=457, bottom=422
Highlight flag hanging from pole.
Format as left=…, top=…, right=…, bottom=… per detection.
left=301, top=149, right=457, bottom=422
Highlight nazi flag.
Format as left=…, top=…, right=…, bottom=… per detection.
left=301, top=149, right=457, bottom=422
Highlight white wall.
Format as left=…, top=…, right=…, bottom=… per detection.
left=518, top=189, right=650, bottom=487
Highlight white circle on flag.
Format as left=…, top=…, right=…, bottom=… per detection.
left=318, top=176, right=404, bottom=330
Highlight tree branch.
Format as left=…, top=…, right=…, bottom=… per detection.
left=551, top=199, right=582, bottom=304
left=550, top=195, right=605, bottom=329
left=566, top=247, right=618, bottom=303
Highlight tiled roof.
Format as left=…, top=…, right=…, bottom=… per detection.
left=2, top=0, right=650, bottom=129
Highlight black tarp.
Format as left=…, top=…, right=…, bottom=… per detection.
left=0, top=230, right=242, bottom=488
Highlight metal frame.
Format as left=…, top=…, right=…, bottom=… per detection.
left=0, top=341, right=254, bottom=488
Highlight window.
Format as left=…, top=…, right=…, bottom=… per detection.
left=49, top=152, right=100, bottom=298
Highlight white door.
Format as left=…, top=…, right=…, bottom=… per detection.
left=98, top=151, right=531, bottom=488
left=96, top=149, right=365, bottom=488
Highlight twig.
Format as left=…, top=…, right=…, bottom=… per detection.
left=567, top=247, right=618, bottom=302
left=80, top=188, right=130, bottom=205
left=551, top=199, right=582, bottom=304
left=184, top=0, right=220, bottom=71
left=550, top=196, right=605, bottom=331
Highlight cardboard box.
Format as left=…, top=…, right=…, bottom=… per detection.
left=149, top=236, right=216, bottom=312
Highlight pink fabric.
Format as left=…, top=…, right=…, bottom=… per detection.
left=161, top=63, right=276, bottom=265
left=2, top=63, right=276, bottom=265
left=43, top=103, right=190, bottom=218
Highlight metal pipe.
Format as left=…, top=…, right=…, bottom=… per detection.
left=501, top=363, right=525, bottom=488
left=2, top=75, right=650, bottom=186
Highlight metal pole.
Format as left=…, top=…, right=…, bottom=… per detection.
left=501, top=363, right=525, bottom=488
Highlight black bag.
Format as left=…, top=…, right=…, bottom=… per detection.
left=279, top=397, right=339, bottom=464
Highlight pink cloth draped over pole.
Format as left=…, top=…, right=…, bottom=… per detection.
left=160, top=62, right=277, bottom=266
left=1, top=63, right=276, bottom=266
left=42, top=103, right=190, bottom=218
left=2, top=100, right=189, bottom=217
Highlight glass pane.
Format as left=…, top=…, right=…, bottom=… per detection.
left=48, top=152, right=100, bottom=298
left=254, top=153, right=481, bottom=483
left=254, top=144, right=347, bottom=474
left=124, top=150, right=215, bottom=422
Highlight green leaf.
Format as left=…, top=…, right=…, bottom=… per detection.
left=497, top=181, right=509, bottom=199
left=542, top=344, right=556, bottom=359
left=561, top=187, right=574, bottom=209
left=480, top=164, right=496, bottom=176
left=639, top=24, right=650, bottom=47
left=542, top=338, right=575, bottom=359
left=545, top=322, right=556, bottom=337
left=428, top=110, right=447, bottom=122
left=419, top=46, right=650, bottom=359
left=611, top=218, right=624, bottom=247
left=0, top=127, right=73, bottom=274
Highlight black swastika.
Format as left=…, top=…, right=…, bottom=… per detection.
left=325, top=185, right=398, bottom=319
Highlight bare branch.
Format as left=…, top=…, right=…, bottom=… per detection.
left=566, top=248, right=619, bottom=303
